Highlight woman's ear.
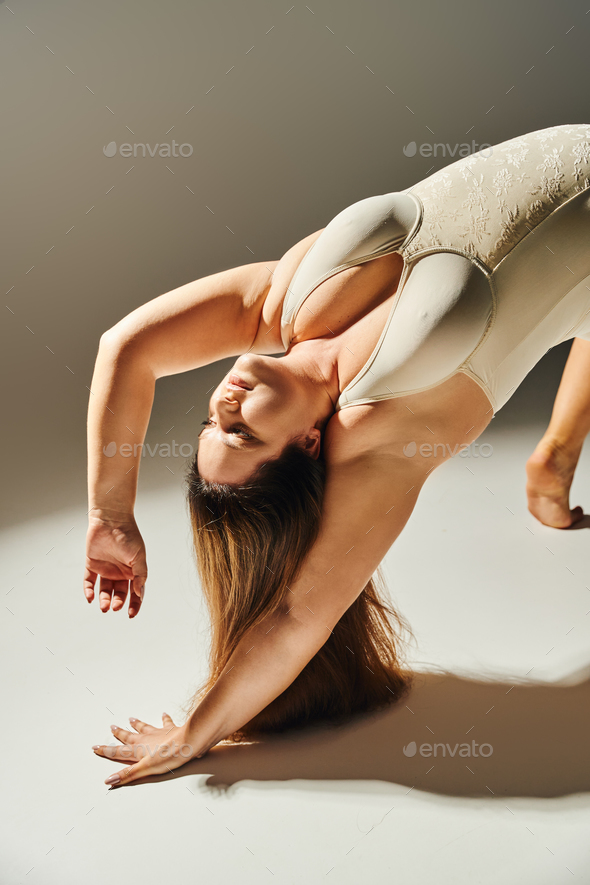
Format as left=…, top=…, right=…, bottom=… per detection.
left=300, top=427, right=322, bottom=460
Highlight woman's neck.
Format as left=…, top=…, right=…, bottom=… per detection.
left=280, top=339, right=342, bottom=417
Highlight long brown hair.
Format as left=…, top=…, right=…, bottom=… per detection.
left=184, top=441, right=413, bottom=741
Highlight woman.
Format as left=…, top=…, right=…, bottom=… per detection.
left=86, top=123, right=590, bottom=786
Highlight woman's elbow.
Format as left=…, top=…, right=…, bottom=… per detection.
left=98, top=319, right=140, bottom=354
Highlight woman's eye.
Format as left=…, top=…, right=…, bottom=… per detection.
left=200, top=418, right=252, bottom=439
left=230, top=425, right=253, bottom=439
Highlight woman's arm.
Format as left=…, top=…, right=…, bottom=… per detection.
left=188, top=451, right=429, bottom=746
left=85, top=261, right=276, bottom=614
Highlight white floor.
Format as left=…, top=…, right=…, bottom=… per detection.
left=2, top=393, right=590, bottom=883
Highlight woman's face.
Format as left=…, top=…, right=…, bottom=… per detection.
left=196, top=352, right=323, bottom=484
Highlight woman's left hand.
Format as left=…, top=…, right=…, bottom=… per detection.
left=92, top=713, right=200, bottom=786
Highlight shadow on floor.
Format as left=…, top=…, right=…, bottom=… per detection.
left=125, top=662, right=590, bottom=799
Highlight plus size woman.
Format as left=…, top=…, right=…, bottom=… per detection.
left=85, top=123, right=590, bottom=785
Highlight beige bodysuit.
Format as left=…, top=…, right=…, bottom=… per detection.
left=280, top=123, right=590, bottom=414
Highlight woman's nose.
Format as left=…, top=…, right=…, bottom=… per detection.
left=220, top=394, right=240, bottom=410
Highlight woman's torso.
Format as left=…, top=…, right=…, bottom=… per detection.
left=254, top=123, right=590, bottom=432
left=256, top=246, right=406, bottom=391
left=254, top=193, right=419, bottom=401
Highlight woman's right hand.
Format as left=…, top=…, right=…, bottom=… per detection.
left=84, top=511, right=148, bottom=617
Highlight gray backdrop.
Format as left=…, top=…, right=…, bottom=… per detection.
left=2, top=0, right=587, bottom=527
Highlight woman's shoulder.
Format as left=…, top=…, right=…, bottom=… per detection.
left=323, top=372, right=494, bottom=465
left=323, top=399, right=417, bottom=464
left=250, top=227, right=326, bottom=354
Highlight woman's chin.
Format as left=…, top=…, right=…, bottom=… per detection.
left=233, top=352, right=286, bottom=389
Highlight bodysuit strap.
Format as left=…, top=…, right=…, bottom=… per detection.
left=280, top=191, right=422, bottom=350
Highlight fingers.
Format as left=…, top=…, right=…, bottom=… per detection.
left=128, top=575, right=145, bottom=619
left=94, top=717, right=187, bottom=786
left=103, top=749, right=184, bottom=787
left=95, top=578, right=135, bottom=614
left=111, top=579, right=130, bottom=612
left=110, top=723, right=137, bottom=744
left=162, top=712, right=176, bottom=729
left=93, top=743, right=141, bottom=762
left=98, top=578, right=131, bottom=613
left=104, top=756, right=156, bottom=787
left=83, top=567, right=97, bottom=603
left=128, top=717, right=155, bottom=734
left=128, top=551, right=148, bottom=619
left=98, top=575, right=114, bottom=612
left=104, top=762, right=142, bottom=787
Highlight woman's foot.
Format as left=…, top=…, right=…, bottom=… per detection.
left=525, top=437, right=584, bottom=528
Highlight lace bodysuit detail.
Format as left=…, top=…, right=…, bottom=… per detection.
left=400, top=124, right=590, bottom=271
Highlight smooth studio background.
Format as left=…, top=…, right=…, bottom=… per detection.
left=2, top=1, right=590, bottom=883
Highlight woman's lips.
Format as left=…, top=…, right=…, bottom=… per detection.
left=227, top=374, right=252, bottom=390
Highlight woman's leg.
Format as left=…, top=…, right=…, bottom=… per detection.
left=526, top=337, right=590, bottom=528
